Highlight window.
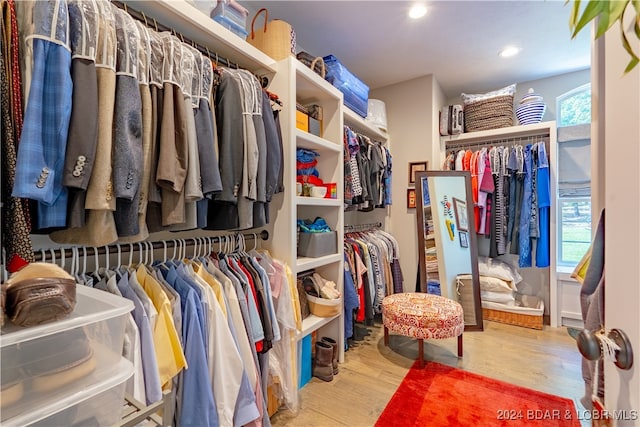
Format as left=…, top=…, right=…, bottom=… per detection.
left=556, top=83, right=592, bottom=267
left=557, top=83, right=591, bottom=127
left=558, top=197, right=591, bottom=265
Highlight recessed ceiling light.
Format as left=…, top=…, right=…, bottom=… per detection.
left=409, top=4, right=427, bottom=19
left=499, top=46, right=520, bottom=58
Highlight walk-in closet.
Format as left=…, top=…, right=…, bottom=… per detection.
left=2, top=0, right=639, bottom=425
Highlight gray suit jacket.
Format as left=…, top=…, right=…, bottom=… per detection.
left=262, top=90, right=281, bottom=203
left=214, top=71, right=243, bottom=203
left=112, top=8, right=143, bottom=236
left=64, top=58, right=98, bottom=228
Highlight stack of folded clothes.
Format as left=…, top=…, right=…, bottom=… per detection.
left=296, top=148, right=324, bottom=187
left=297, top=217, right=332, bottom=233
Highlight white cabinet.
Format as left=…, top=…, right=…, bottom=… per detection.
left=557, top=271, right=584, bottom=328
left=440, top=121, right=560, bottom=327
left=266, top=57, right=345, bottom=362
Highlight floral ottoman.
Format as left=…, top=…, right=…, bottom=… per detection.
left=382, top=292, right=464, bottom=367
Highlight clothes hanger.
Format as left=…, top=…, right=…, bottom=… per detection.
left=49, top=248, right=56, bottom=267
left=137, top=242, right=144, bottom=267
left=162, top=240, right=168, bottom=264
left=70, top=247, right=77, bottom=279
left=104, top=245, right=110, bottom=273
left=60, top=248, right=67, bottom=272
left=91, top=246, right=101, bottom=280
left=117, top=242, right=123, bottom=269
left=128, top=243, right=134, bottom=268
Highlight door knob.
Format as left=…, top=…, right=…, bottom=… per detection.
left=577, top=328, right=634, bottom=370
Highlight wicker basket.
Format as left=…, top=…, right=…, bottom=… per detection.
left=296, top=52, right=326, bottom=78
left=464, top=95, right=514, bottom=132
left=482, top=306, right=543, bottom=330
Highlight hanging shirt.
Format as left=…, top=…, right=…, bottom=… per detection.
left=478, top=149, right=495, bottom=235
left=343, top=252, right=360, bottom=340
left=116, top=271, right=162, bottom=405
left=518, top=144, right=534, bottom=267
left=135, top=265, right=187, bottom=388
left=92, top=271, right=146, bottom=404
left=184, top=262, right=245, bottom=427
left=206, top=262, right=261, bottom=425
left=536, top=142, right=551, bottom=267
left=222, top=258, right=266, bottom=350
left=162, top=264, right=218, bottom=427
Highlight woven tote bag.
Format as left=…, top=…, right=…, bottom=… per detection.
left=248, top=8, right=296, bottom=60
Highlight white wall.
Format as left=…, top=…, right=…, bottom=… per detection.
left=599, top=10, right=640, bottom=417
left=446, top=68, right=591, bottom=123
left=370, top=75, right=439, bottom=292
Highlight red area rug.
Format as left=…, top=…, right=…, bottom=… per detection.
left=375, top=361, right=581, bottom=426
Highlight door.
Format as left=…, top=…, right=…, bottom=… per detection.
left=595, top=8, right=640, bottom=425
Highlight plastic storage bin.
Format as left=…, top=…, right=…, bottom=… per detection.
left=365, top=99, right=388, bottom=132
left=211, top=0, right=248, bottom=29
left=0, top=286, right=133, bottom=422
left=213, top=14, right=249, bottom=40
left=3, top=358, right=133, bottom=427
left=323, top=54, right=369, bottom=118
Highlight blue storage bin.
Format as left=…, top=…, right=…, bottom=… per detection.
left=213, top=14, right=248, bottom=40
left=323, top=55, right=369, bottom=118
left=299, top=334, right=312, bottom=388
left=211, top=0, right=248, bottom=29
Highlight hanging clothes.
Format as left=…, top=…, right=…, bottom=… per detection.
left=343, top=228, right=403, bottom=330
left=12, top=3, right=283, bottom=245
left=444, top=138, right=550, bottom=269
left=343, top=125, right=392, bottom=210
left=66, top=234, right=300, bottom=427
left=0, top=0, right=35, bottom=272
left=12, top=0, right=72, bottom=230
left=49, top=0, right=119, bottom=247
left=536, top=142, right=551, bottom=267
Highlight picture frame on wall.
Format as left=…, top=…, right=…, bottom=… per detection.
left=459, top=231, right=469, bottom=248
left=407, top=188, right=417, bottom=209
left=453, top=197, right=468, bottom=231
left=408, top=161, right=428, bottom=185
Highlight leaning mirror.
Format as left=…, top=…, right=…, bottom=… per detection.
left=415, top=170, right=483, bottom=331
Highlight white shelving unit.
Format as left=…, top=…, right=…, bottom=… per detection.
left=440, top=121, right=559, bottom=327
left=125, top=0, right=276, bottom=74
left=265, top=57, right=346, bottom=366
left=343, top=106, right=389, bottom=142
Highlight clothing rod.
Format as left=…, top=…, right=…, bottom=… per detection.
left=344, top=125, right=386, bottom=145
left=32, top=230, right=269, bottom=262
left=344, top=222, right=382, bottom=231
left=110, top=1, right=269, bottom=88
left=445, top=134, right=550, bottom=151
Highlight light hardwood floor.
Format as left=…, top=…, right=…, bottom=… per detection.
left=270, top=320, right=587, bottom=426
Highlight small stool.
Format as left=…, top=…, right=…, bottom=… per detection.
left=382, top=292, right=464, bottom=367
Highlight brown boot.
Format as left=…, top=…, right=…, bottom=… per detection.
left=321, top=337, right=339, bottom=375
left=312, top=341, right=334, bottom=382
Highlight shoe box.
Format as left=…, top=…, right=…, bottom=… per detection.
left=1, top=285, right=134, bottom=425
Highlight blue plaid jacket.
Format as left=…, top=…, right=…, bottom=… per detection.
left=12, top=1, right=72, bottom=229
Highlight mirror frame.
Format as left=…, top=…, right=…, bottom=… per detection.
left=415, top=170, right=483, bottom=332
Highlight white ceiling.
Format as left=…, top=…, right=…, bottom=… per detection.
left=242, top=0, right=592, bottom=98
